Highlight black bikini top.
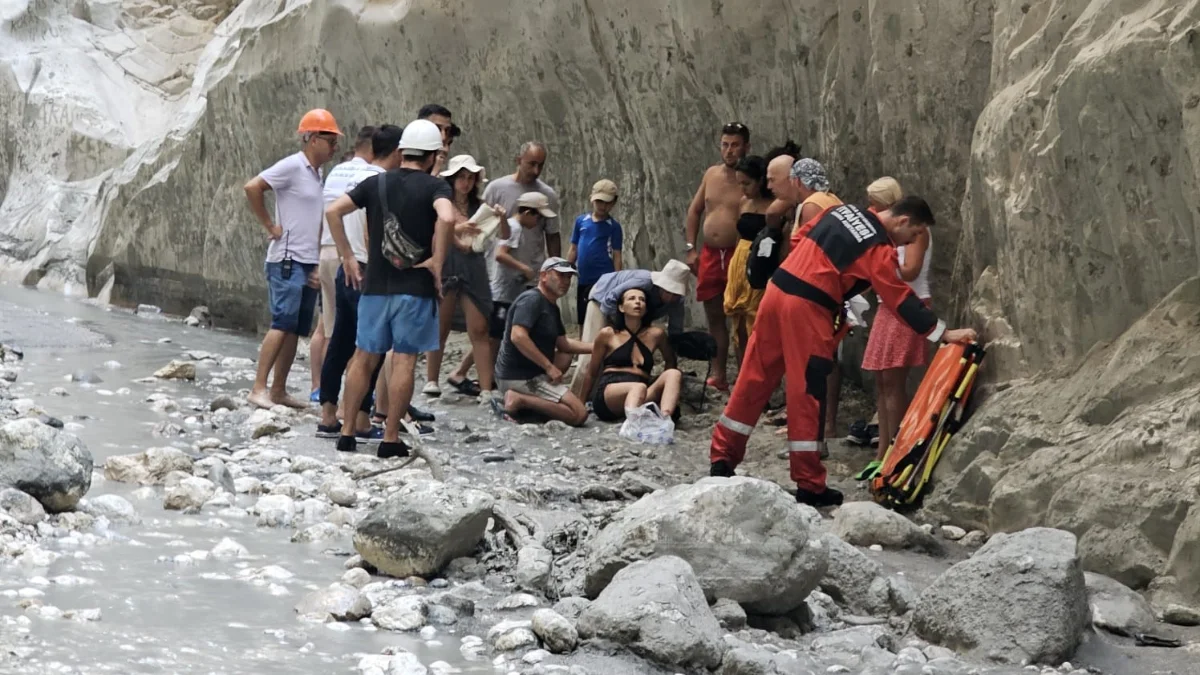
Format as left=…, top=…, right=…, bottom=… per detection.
left=737, top=212, right=767, bottom=241
left=603, top=330, right=654, bottom=375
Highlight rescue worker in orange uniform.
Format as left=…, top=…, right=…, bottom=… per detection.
left=709, top=194, right=977, bottom=507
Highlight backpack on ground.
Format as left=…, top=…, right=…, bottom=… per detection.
left=668, top=331, right=718, bottom=412
left=869, top=341, right=986, bottom=511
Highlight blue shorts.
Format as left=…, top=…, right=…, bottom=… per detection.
left=265, top=261, right=318, bottom=335
left=357, top=294, right=440, bottom=355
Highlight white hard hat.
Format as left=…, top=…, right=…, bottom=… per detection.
left=398, top=119, right=443, bottom=155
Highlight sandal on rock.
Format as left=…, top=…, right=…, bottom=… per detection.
left=447, top=377, right=482, bottom=397
left=853, top=459, right=883, bottom=482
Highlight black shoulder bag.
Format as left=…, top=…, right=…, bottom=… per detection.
left=376, top=172, right=429, bottom=270
left=746, top=226, right=783, bottom=289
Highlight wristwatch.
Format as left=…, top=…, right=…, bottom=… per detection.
left=685, top=242, right=695, bottom=251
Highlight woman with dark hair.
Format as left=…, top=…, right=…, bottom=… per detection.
left=723, top=155, right=773, bottom=369
left=422, top=154, right=508, bottom=397
left=578, top=287, right=682, bottom=423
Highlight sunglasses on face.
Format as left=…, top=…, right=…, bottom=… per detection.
left=434, top=123, right=462, bottom=139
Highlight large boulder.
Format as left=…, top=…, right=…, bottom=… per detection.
left=530, top=608, right=578, bottom=654
left=0, top=419, right=92, bottom=512
left=0, top=487, right=47, bottom=525
left=576, top=555, right=725, bottom=670
left=582, top=477, right=827, bottom=615
left=104, top=447, right=194, bottom=485
left=911, top=528, right=1090, bottom=665
left=830, top=502, right=940, bottom=552
left=295, top=583, right=371, bottom=622
left=1085, top=572, right=1157, bottom=637
left=818, top=533, right=892, bottom=616
left=353, top=480, right=493, bottom=579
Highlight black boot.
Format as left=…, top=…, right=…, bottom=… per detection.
left=408, top=405, right=435, bottom=422
left=709, top=460, right=736, bottom=478
left=795, top=486, right=844, bottom=508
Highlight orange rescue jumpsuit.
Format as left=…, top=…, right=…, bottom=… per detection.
left=709, top=204, right=946, bottom=492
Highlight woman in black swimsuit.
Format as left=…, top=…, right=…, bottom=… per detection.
left=578, top=287, right=682, bottom=422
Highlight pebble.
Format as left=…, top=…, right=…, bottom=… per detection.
left=342, top=568, right=371, bottom=588
left=941, top=525, right=967, bottom=540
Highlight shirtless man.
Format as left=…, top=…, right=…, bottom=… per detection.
left=684, top=121, right=750, bottom=390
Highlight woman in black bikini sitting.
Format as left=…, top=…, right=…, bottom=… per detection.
left=579, top=287, right=682, bottom=422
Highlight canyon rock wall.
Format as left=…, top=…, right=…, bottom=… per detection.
left=5, top=0, right=1200, bottom=600
left=0, top=0, right=992, bottom=329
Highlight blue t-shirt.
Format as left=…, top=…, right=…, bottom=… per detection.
left=570, top=214, right=623, bottom=284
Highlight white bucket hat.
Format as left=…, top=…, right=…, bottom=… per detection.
left=651, top=259, right=690, bottom=296
left=440, top=154, right=485, bottom=177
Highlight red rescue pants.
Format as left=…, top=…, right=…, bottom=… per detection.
left=709, top=285, right=837, bottom=492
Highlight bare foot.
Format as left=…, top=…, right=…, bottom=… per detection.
left=271, top=393, right=310, bottom=409
left=247, top=391, right=274, bottom=409
left=503, top=390, right=520, bottom=415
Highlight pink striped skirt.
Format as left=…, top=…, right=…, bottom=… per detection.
left=862, top=300, right=931, bottom=371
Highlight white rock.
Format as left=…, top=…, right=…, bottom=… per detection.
left=83, top=494, right=139, bottom=524
left=487, top=620, right=538, bottom=652
left=373, top=596, right=429, bottom=632
left=342, top=568, right=371, bottom=588
left=163, top=476, right=216, bottom=511
left=154, top=361, right=196, bottom=381
left=211, top=537, right=250, bottom=559
left=941, top=525, right=967, bottom=541
left=255, top=494, right=296, bottom=527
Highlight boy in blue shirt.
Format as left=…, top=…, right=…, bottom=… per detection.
left=567, top=179, right=623, bottom=328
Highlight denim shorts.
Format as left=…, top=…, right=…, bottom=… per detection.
left=357, top=294, right=440, bottom=355
left=265, top=261, right=318, bottom=335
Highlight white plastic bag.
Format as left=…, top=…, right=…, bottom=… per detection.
left=618, top=402, right=675, bottom=445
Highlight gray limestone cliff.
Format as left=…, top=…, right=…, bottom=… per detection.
left=5, top=0, right=1200, bottom=602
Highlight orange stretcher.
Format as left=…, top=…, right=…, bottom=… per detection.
left=869, top=341, right=986, bottom=511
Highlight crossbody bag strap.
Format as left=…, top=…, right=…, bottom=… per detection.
left=376, top=170, right=390, bottom=217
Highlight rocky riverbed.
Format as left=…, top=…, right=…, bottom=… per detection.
left=1, top=284, right=1198, bottom=675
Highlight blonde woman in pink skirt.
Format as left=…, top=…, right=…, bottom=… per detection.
left=854, top=177, right=932, bottom=481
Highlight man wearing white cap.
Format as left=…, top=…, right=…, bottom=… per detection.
left=493, top=257, right=593, bottom=426
left=568, top=259, right=690, bottom=399
left=324, top=118, right=457, bottom=459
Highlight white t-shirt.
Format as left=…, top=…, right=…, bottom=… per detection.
left=259, top=151, right=325, bottom=264
left=491, top=218, right=540, bottom=304
left=897, top=232, right=933, bottom=299
left=320, top=157, right=383, bottom=263
left=481, top=175, right=560, bottom=271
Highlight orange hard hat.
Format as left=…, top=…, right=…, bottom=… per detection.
left=297, top=108, right=342, bottom=135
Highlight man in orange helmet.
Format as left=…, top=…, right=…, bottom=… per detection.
left=243, top=108, right=343, bottom=409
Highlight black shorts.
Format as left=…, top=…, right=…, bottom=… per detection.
left=591, top=371, right=650, bottom=422
left=489, top=301, right=512, bottom=340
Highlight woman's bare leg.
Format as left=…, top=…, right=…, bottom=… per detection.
left=876, top=367, right=909, bottom=458
left=462, top=299, right=495, bottom=391
left=646, top=368, right=683, bottom=417
left=601, top=382, right=647, bottom=418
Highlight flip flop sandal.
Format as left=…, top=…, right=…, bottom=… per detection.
left=447, top=377, right=482, bottom=397
left=853, top=460, right=883, bottom=482
left=488, top=396, right=515, bottom=422
left=1134, top=632, right=1182, bottom=648
left=315, top=421, right=343, bottom=438
left=705, top=377, right=730, bottom=393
